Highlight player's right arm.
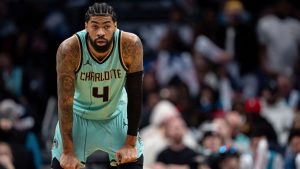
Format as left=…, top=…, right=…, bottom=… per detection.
left=56, top=35, right=81, bottom=169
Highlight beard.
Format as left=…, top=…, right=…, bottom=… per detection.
left=87, top=33, right=114, bottom=53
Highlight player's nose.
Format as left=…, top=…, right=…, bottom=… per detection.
left=97, top=28, right=105, bottom=37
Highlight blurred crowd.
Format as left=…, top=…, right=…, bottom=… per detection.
left=1, top=0, right=300, bottom=169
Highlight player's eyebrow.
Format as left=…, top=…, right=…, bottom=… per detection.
left=91, top=21, right=111, bottom=25
left=102, top=21, right=112, bottom=24
left=91, top=21, right=99, bottom=24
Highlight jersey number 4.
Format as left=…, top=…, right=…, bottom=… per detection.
left=92, top=86, right=109, bottom=102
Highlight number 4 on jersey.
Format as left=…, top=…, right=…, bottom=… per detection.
left=92, top=86, right=109, bottom=102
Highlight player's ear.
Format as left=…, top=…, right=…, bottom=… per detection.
left=85, top=22, right=88, bottom=29
left=114, top=22, right=117, bottom=28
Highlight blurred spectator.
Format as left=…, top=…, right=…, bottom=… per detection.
left=284, top=129, right=300, bottom=169
left=212, top=118, right=233, bottom=146
left=140, top=70, right=160, bottom=129
left=292, top=113, right=300, bottom=130
left=0, top=1, right=17, bottom=38
left=209, top=145, right=240, bottom=169
left=161, top=80, right=195, bottom=122
left=196, top=85, right=224, bottom=121
left=0, top=99, right=41, bottom=169
left=138, top=4, right=194, bottom=52
left=218, top=145, right=240, bottom=169
left=199, top=128, right=223, bottom=157
left=140, top=100, right=197, bottom=169
left=197, top=124, right=223, bottom=168
left=194, top=35, right=231, bottom=65
left=140, top=100, right=180, bottom=169
left=193, top=37, right=234, bottom=112
left=193, top=52, right=216, bottom=88
left=143, top=70, right=159, bottom=98
left=0, top=99, right=34, bottom=134
left=153, top=116, right=199, bottom=169
left=44, top=9, right=71, bottom=40
left=0, top=142, right=14, bottom=169
left=140, top=91, right=160, bottom=129
left=155, top=28, right=199, bottom=97
left=240, top=128, right=283, bottom=169
left=257, top=0, right=300, bottom=77
left=244, top=98, right=278, bottom=147
left=225, top=111, right=250, bottom=153
left=0, top=75, right=15, bottom=106
left=216, top=0, right=259, bottom=98
left=276, top=73, right=300, bottom=110
left=260, top=79, right=294, bottom=145
left=0, top=53, right=23, bottom=99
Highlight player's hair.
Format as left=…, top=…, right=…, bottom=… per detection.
left=85, top=2, right=117, bottom=22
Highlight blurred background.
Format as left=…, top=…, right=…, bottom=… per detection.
left=1, top=0, right=300, bottom=169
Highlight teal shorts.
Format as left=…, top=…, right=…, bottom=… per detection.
left=51, top=110, right=143, bottom=162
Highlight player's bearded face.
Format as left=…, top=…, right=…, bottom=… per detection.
left=88, top=33, right=113, bottom=53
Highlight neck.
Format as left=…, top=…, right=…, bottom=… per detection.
left=170, top=142, right=185, bottom=151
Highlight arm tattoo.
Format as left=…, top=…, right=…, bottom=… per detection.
left=122, top=34, right=143, bottom=73
left=122, top=33, right=144, bottom=138
left=56, top=37, right=79, bottom=152
left=58, top=74, right=74, bottom=143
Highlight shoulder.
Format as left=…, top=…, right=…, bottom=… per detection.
left=121, top=31, right=141, bottom=43
left=286, top=17, right=300, bottom=29
left=120, top=31, right=143, bottom=72
left=257, top=15, right=277, bottom=29
left=56, top=35, right=81, bottom=71
left=58, top=35, right=80, bottom=54
left=120, top=31, right=143, bottom=55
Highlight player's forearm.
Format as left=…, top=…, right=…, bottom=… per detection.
left=58, top=100, right=75, bottom=153
left=126, top=71, right=143, bottom=136
left=57, top=82, right=75, bottom=154
left=57, top=74, right=76, bottom=153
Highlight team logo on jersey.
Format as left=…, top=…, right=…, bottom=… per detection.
left=53, top=138, right=58, bottom=149
left=83, top=59, right=92, bottom=66
left=123, top=119, right=128, bottom=129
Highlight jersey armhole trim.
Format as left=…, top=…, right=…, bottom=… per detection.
left=118, top=31, right=129, bottom=71
left=75, top=34, right=83, bottom=73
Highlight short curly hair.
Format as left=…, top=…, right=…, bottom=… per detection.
left=85, top=2, right=117, bottom=22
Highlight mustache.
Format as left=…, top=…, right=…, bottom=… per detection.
left=95, top=36, right=107, bottom=41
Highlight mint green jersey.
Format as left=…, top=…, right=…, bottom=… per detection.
left=74, top=29, right=128, bottom=120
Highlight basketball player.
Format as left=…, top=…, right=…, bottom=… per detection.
left=51, top=3, right=144, bottom=169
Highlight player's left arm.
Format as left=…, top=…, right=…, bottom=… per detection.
left=117, top=32, right=143, bottom=163
left=123, top=31, right=144, bottom=139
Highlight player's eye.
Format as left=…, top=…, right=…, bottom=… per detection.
left=104, top=25, right=110, bottom=30
left=92, top=25, right=98, bottom=29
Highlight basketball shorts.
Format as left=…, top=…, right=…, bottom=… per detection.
left=51, top=109, right=144, bottom=163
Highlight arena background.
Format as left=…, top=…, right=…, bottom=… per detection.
left=1, top=0, right=300, bottom=169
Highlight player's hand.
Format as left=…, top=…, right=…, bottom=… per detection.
left=116, top=144, right=138, bottom=165
left=60, top=152, right=83, bottom=169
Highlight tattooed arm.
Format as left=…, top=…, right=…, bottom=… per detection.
left=121, top=32, right=144, bottom=73
left=116, top=32, right=143, bottom=164
left=122, top=32, right=144, bottom=137
left=56, top=35, right=81, bottom=168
